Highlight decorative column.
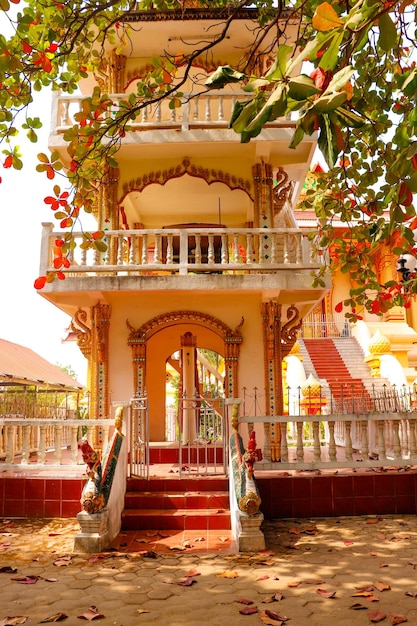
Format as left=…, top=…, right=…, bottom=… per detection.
left=90, top=303, right=111, bottom=424
left=224, top=318, right=244, bottom=398
left=252, top=161, right=274, bottom=263
left=261, top=301, right=302, bottom=461
left=108, top=51, right=126, bottom=94
left=180, top=331, right=198, bottom=443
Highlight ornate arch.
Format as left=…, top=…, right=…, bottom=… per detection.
left=126, top=310, right=244, bottom=398
left=120, top=157, right=253, bottom=202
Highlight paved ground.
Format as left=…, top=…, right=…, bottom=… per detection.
left=1, top=515, right=417, bottom=625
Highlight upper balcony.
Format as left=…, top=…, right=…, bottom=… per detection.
left=38, top=222, right=330, bottom=302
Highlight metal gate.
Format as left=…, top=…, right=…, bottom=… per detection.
left=128, top=395, right=149, bottom=479
left=178, top=393, right=228, bottom=477
left=127, top=393, right=228, bottom=478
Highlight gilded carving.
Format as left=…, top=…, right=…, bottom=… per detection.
left=127, top=310, right=244, bottom=398
left=121, top=157, right=253, bottom=200
left=273, top=166, right=294, bottom=213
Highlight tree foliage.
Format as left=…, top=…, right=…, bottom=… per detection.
left=1, top=0, right=417, bottom=317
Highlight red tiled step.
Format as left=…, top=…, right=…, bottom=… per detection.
left=122, top=507, right=231, bottom=531
left=303, top=338, right=370, bottom=400
left=124, top=490, right=229, bottom=510
left=122, top=473, right=230, bottom=532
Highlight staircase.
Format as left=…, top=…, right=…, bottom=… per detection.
left=122, top=474, right=231, bottom=532
left=301, top=338, right=372, bottom=405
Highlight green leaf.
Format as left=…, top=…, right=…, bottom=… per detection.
left=378, top=12, right=398, bottom=52
left=334, top=106, right=366, bottom=129
left=313, top=91, right=347, bottom=113
left=287, top=75, right=321, bottom=100
left=205, top=66, right=246, bottom=89
left=323, top=66, right=354, bottom=95
left=318, top=114, right=339, bottom=168
left=319, top=30, right=343, bottom=71
left=265, top=44, right=293, bottom=80
left=289, top=124, right=305, bottom=150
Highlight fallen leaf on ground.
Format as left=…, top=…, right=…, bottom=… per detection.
left=373, top=581, right=391, bottom=592
left=370, top=552, right=378, bottom=557
left=405, top=591, right=417, bottom=597
left=11, top=576, right=39, bottom=585
left=287, top=581, right=301, bottom=588
left=218, top=536, right=229, bottom=542
left=368, top=611, right=386, bottom=623
left=53, top=556, right=72, bottom=567
left=344, top=541, right=354, bottom=546
left=40, top=613, right=68, bottom=622
left=77, top=607, right=104, bottom=621
left=0, top=618, right=27, bottom=626
left=141, top=551, right=157, bottom=558
left=349, top=603, right=367, bottom=610
left=367, top=519, right=380, bottom=524
left=235, top=599, right=254, bottom=605
left=259, top=609, right=288, bottom=625
left=262, top=593, right=284, bottom=603
left=217, top=570, right=239, bottom=578
left=0, top=543, right=11, bottom=550
left=136, top=609, right=150, bottom=615
left=316, top=589, right=336, bottom=598
left=194, top=537, right=205, bottom=542
left=239, top=606, right=258, bottom=615
left=390, top=614, right=407, bottom=624
left=256, top=575, right=269, bottom=581
left=177, top=577, right=197, bottom=586
left=0, top=567, right=17, bottom=573
left=366, top=595, right=380, bottom=602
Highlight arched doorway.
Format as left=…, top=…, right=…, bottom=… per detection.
left=165, top=345, right=225, bottom=442
left=127, top=311, right=243, bottom=442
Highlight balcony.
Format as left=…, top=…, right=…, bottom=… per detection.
left=51, top=90, right=296, bottom=137
left=40, top=224, right=325, bottom=284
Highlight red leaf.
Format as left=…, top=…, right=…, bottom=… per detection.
left=3, top=155, right=13, bottom=168
left=335, top=301, right=343, bottom=313
left=235, top=599, right=254, bottom=605
left=77, top=607, right=104, bottom=621
left=46, top=165, right=55, bottom=179
left=239, top=606, right=258, bottom=615
left=34, top=276, right=47, bottom=290
left=389, top=614, right=407, bottom=624
left=22, top=41, right=32, bottom=54
left=56, top=271, right=66, bottom=281
left=316, top=588, right=337, bottom=598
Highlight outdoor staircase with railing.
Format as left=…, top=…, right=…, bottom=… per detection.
left=121, top=474, right=231, bottom=531
left=300, top=337, right=391, bottom=401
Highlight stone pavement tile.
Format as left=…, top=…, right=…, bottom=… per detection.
left=1, top=515, right=417, bottom=624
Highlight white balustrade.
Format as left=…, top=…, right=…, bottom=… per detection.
left=40, top=224, right=323, bottom=278
left=239, top=413, right=417, bottom=471
left=0, top=418, right=111, bottom=469
left=53, top=91, right=294, bottom=134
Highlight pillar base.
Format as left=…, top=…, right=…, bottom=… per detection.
left=74, top=508, right=109, bottom=553
left=237, top=511, right=265, bottom=552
